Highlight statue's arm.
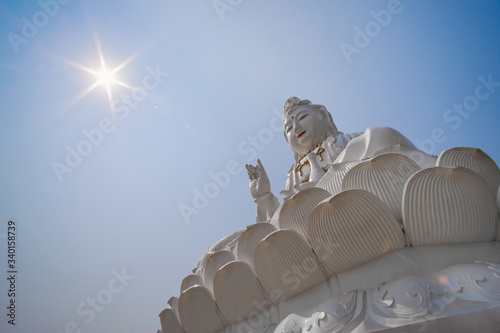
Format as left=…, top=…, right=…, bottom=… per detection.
left=246, top=159, right=280, bottom=222
left=254, top=192, right=280, bottom=222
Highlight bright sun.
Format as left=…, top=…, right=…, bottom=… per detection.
left=98, top=69, right=113, bottom=84
left=66, top=34, right=139, bottom=112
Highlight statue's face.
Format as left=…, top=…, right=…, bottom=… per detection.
left=284, top=106, right=326, bottom=156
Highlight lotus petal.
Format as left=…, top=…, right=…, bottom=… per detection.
left=237, top=223, right=277, bottom=269
left=316, top=160, right=362, bottom=196
left=178, top=285, right=227, bottom=333
left=342, top=154, right=420, bottom=222
left=279, top=188, right=331, bottom=239
left=269, top=200, right=284, bottom=228
left=309, top=189, right=406, bottom=276
left=203, top=250, right=236, bottom=293
left=402, top=167, right=497, bottom=246
left=159, top=307, right=183, bottom=333
left=254, top=229, right=326, bottom=302
left=437, top=147, right=500, bottom=196
left=167, top=296, right=179, bottom=314
left=213, top=261, right=272, bottom=323
left=180, top=274, right=204, bottom=294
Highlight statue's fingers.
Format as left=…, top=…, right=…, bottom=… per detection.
left=246, top=165, right=259, bottom=180
left=256, top=159, right=268, bottom=176
left=246, top=164, right=255, bottom=174
left=257, top=159, right=264, bottom=169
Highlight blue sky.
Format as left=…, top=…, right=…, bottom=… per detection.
left=0, top=0, right=499, bottom=332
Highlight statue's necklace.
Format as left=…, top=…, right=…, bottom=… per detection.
left=295, top=142, right=326, bottom=177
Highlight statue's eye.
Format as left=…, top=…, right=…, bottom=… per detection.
left=299, top=114, right=308, bottom=121
left=285, top=126, right=291, bottom=133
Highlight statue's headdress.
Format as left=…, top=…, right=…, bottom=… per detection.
left=283, top=97, right=313, bottom=118
left=283, top=97, right=342, bottom=136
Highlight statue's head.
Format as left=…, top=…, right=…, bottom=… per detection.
left=283, top=97, right=342, bottom=161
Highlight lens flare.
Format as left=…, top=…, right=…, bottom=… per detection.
left=64, top=33, right=141, bottom=112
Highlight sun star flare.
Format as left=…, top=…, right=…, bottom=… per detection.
left=66, top=34, right=139, bottom=112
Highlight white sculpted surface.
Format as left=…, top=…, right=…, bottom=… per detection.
left=278, top=188, right=331, bottom=240
left=273, top=291, right=365, bottom=333
left=178, top=285, right=227, bottom=333
left=341, top=154, right=421, bottom=223
left=203, top=250, right=236, bottom=293
left=213, top=261, right=272, bottom=323
left=194, top=229, right=242, bottom=273
left=373, top=143, right=437, bottom=169
left=167, top=296, right=179, bottom=315
left=333, top=126, right=416, bottom=164
left=269, top=201, right=284, bottom=228
left=254, top=229, right=326, bottom=302
left=180, top=274, right=204, bottom=293
left=437, top=147, right=500, bottom=196
left=315, top=160, right=361, bottom=196
left=308, top=189, right=406, bottom=276
left=273, top=261, right=500, bottom=333
left=236, top=223, right=277, bottom=269
left=246, top=97, right=414, bottom=220
left=158, top=97, right=500, bottom=333
left=159, top=307, right=183, bottom=333
left=402, top=167, right=498, bottom=246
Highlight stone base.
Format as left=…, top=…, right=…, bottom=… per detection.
left=224, top=242, right=500, bottom=333
left=372, top=306, right=500, bottom=333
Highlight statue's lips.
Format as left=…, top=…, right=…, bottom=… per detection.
left=297, top=131, right=306, bottom=138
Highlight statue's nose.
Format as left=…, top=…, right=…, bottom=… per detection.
left=293, top=121, right=302, bottom=134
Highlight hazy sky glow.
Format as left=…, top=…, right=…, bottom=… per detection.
left=0, top=1, right=499, bottom=332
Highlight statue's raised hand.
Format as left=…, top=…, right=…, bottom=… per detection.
left=245, top=159, right=271, bottom=200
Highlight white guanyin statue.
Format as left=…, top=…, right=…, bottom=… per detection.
left=246, top=96, right=416, bottom=222
left=158, top=97, right=500, bottom=333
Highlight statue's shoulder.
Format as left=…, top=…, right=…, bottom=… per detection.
left=325, top=131, right=363, bottom=146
